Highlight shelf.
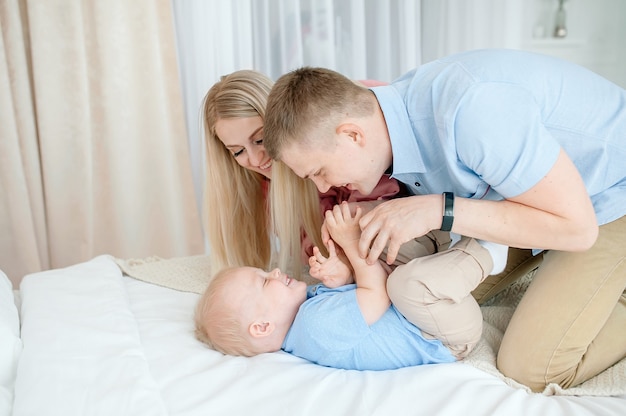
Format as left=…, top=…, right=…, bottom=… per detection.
left=525, top=38, right=586, bottom=48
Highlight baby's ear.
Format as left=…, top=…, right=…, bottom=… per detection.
left=249, top=321, right=276, bottom=338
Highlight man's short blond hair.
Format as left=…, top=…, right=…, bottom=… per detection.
left=263, top=67, right=375, bottom=160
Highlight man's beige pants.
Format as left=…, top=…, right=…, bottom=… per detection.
left=497, top=215, right=626, bottom=391
left=389, top=216, right=626, bottom=391
left=388, top=237, right=493, bottom=359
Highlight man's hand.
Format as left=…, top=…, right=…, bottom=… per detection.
left=358, top=195, right=441, bottom=265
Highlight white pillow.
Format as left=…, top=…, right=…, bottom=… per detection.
left=0, top=270, right=21, bottom=416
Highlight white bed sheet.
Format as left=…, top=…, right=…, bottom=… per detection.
left=13, top=256, right=626, bottom=416
left=0, top=271, right=21, bottom=416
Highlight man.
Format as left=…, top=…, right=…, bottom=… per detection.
left=262, top=49, right=626, bottom=392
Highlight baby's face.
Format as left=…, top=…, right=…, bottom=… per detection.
left=229, top=267, right=307, bottom=329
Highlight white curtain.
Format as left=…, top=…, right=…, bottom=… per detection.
left=172, top=0, right=423, bottom=212
left=420, top=0, right=525, bottom=63
left=247, top=0, right=422, bottom=81
left=1, top=0, right=204, bottom=287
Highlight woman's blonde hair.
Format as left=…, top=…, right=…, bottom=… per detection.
left=201, top=70, right=325, bottom=278
left=270, top=161, right=325, bottom=277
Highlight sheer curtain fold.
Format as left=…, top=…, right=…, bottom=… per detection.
left=174, top=0, right=424, bottom=217
left=172, top=0, right=255, bottom=215
left=245, top=0, right=422, bottom=81
left=420, top=0, right=524, bottom=63
left=1, top=0, right=203, bottom=287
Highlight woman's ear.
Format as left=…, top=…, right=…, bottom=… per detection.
left=248, top=321, right=276, bottom=338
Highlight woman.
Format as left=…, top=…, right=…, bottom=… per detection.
left=201, top=70, right=402, bottom=279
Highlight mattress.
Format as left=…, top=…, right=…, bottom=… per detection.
left=9, top=255, right=626, bottom=416
left=0, top=270, right=21, bottom=416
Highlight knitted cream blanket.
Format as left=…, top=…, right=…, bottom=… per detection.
left=115, top=255, right=626, bottom=397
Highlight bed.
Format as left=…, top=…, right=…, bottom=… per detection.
left=2, top=255, right=625, bottom=416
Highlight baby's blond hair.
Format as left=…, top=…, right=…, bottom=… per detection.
left=194, top=268, right=258, bottom=357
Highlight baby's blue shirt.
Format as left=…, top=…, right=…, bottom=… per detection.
left=282, top=284, right=455, bottom=371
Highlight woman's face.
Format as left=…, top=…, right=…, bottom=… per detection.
left=215, top=116, right=272, bottom=179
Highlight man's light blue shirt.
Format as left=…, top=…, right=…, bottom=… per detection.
left=371, top=49, right=626, bottom=226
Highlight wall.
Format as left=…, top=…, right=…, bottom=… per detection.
left=523, top=0, right=626, bottom=87
left=421, top=0, right=626, bottom=88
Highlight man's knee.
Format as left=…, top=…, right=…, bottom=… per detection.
left=497, top=351, right=546, bottom=392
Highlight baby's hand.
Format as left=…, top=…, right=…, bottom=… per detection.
left=308, top=240, right=353, bottom=288
left=324, top=202, right=362, bottom=248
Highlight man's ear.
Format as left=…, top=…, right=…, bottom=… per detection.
left=336, top=122, right=365, bottom=146
left=248, top=321, right=276, bottom=338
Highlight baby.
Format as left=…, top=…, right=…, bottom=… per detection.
left=195, top=202, right=498, bottom=370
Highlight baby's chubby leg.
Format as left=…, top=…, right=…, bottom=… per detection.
left=387, top=237, right=493, bottom=358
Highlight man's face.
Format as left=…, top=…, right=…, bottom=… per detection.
left=280, top=134, right=383, bottom=196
